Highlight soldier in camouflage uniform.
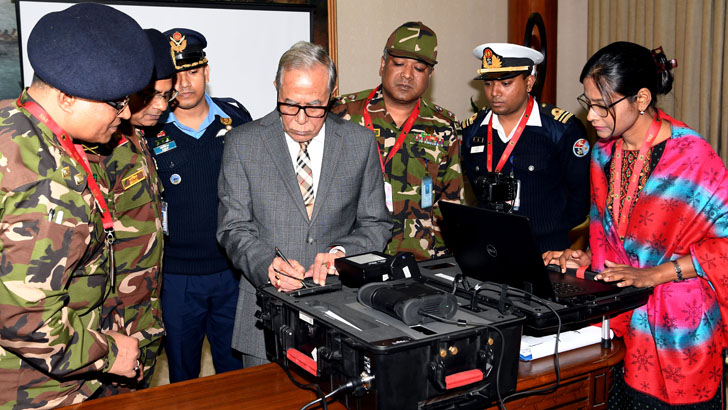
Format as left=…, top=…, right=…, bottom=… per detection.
left=91, top=29, right=174, bottom=392
left=332, top=21, right=463, bottom=261
left=461, top=43, right=590, bottom=252
left=0, top=4, right=153, bottom=408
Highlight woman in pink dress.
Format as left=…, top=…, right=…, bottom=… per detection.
left=544, top=41, right=727, bottom=409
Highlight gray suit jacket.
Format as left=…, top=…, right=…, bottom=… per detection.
left=217, top=110, right=392, bottom=359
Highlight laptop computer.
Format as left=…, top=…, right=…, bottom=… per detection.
left=438, top=202, right=620, bottom=303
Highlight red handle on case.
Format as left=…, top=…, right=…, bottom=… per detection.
left=286, top=348, right=318, bottom=376
left=445, top=369, right=483, bottom=389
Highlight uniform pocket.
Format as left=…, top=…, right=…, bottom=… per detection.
left=154, top=147, right=190, bottom=174
left=512, top=154, right=550, bottom=174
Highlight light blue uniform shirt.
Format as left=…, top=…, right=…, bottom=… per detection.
left=164, top=94, right=231, bottom=139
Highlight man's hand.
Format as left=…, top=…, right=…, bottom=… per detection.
left=106, top=330, right=140, bottom=379
left=306, top=250, right=344, bottom=285
left=268, top=256, right=306, bottom=292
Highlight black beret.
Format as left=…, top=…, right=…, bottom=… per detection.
left=163, top=28, right=208, bottom=71
left=145, top=29, right=175, bottom=81
left=27, top=3, right=153, bottom=101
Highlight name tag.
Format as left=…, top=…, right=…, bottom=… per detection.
left=162, top=201, right=169, bottom=235
left=153, top=141, right=177, bottom=155
left=384, top=181, right=393, bottom=213
left=421, top=175, right=433, bottom=208
left=470, top=145, right=485, bottom=154
left=121, top=168, right=146, bottom=190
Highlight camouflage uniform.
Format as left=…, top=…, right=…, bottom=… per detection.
left=89, top=128, right=164, bottom=391
left=0, top=92, right=117, bottom=409
left=332, top=88, right=463, bottom=261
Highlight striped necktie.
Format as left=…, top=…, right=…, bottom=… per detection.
left=296, top=140, right=314, bottom=218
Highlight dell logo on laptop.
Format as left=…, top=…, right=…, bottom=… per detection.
left=486, top=244, right=498, bottom=258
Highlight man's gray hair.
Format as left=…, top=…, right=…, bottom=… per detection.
left=275, top=41, right=337, bottom=94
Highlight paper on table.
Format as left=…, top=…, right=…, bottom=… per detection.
left=519, top=326, right=613, bottom=361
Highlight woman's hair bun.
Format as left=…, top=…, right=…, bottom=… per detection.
left=651, top=46, right=676, bottom=95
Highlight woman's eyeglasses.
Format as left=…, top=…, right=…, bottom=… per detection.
left=577, top=93, right=633, bottom=118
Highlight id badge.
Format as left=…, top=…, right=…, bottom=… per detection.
left=384, top=181, right=393, bottom=212
left=161, top=201, right=169, bottom=235
left=421, top=175, right=433, bottom=209
left=513, top=180, right=521, bottom=211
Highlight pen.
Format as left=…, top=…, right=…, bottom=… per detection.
left=273, top=247, right=310, bottom=288
left=275, top=247, right=293, bottom=267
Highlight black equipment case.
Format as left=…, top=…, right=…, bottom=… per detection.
left=418, top=257, right=652, bottom=334
left=258, top=281, right=525, bottom=410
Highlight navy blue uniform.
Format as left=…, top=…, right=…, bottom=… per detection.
left=147, top=96, right=252, bottom=382
left=461, top=102, right=590, bottom=252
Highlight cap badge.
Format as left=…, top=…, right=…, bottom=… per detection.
left=169, top=31, right=187, bottom=53
left=482, top=48, right=502, bottom=70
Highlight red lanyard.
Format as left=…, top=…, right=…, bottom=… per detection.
left=362, top=86, right=421, bottom=174
left=486, top=96, right=534, bottom=173
left=17, top=95, right=114, bottom=232
left=611, top=114, right=662, bottom=239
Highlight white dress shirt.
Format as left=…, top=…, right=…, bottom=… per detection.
left=284, top=123, right=326, bottom=198
left=480, top=98, right=542, bottom=143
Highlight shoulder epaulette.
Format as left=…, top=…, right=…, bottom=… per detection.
left=337, top=89, right=372, bottom=104
left=461, top=112, right=479, bottom=129
left=430, top=102, right=457, bottom=123
left=213, top=97, right=252, bottom=123
left=460, top=107, right=489, bottom=129
left=541, top=103, right=574, bottom=124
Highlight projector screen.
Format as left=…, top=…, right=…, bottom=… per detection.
left=16, top=0, right=313, bottom=119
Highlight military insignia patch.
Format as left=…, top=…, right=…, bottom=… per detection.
left=154, top=136, right=172, bottom=147
left=415, top=133, right=444, bottom=147
left=156, top=130, right=167, bottom=138
left=170, top=173, right=182, bottom=185
left=61, top=166, right=70, bottom=178
left=73, top=174, right=84, bottom=185
left=169, top=31, right=187, bottom=53
left=573, top=138, right=590, bottom=157
left=221, top=117, right=233, bottom=131
left=373, top=128, right=380, bottom=137
left=122, top=168, right=146, bottom=190
left=482, top=48, right=503, bottom=70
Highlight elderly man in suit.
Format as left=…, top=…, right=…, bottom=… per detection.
left=217, top=41, right=392, bottom=367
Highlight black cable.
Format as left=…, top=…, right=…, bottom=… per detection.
left=299, top=375, right=375, bottom=410
left=499, top=287, right=562, bottom=405
left=278, top=360, right=328, bottom=410
left=299, top=385, right=345, bottom=410
left=449, top=279, right=564, bottom=409
left=418, top=310, right=507, bottom=410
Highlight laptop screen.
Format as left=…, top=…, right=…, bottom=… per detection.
left=439, top=202, right=556, bottom=299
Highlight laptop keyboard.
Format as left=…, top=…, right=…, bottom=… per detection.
left=551, top=281, right=585, bottom=296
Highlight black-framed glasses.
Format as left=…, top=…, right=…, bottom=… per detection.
left=577, top=93, right=633, bottom=118
left=276, top=101, right=328, bottom=118
left=140, top=89, right=178, bottom=105
left=105, top=96, right=130, bottom=115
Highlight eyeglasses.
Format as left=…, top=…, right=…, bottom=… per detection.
left=577, top=94, right=633, bottom=118
left=276, top=101, right=328, bottom=118
left=105, top=96, right=130, bottom=115
left=140, top=89, right=178, bottom=106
